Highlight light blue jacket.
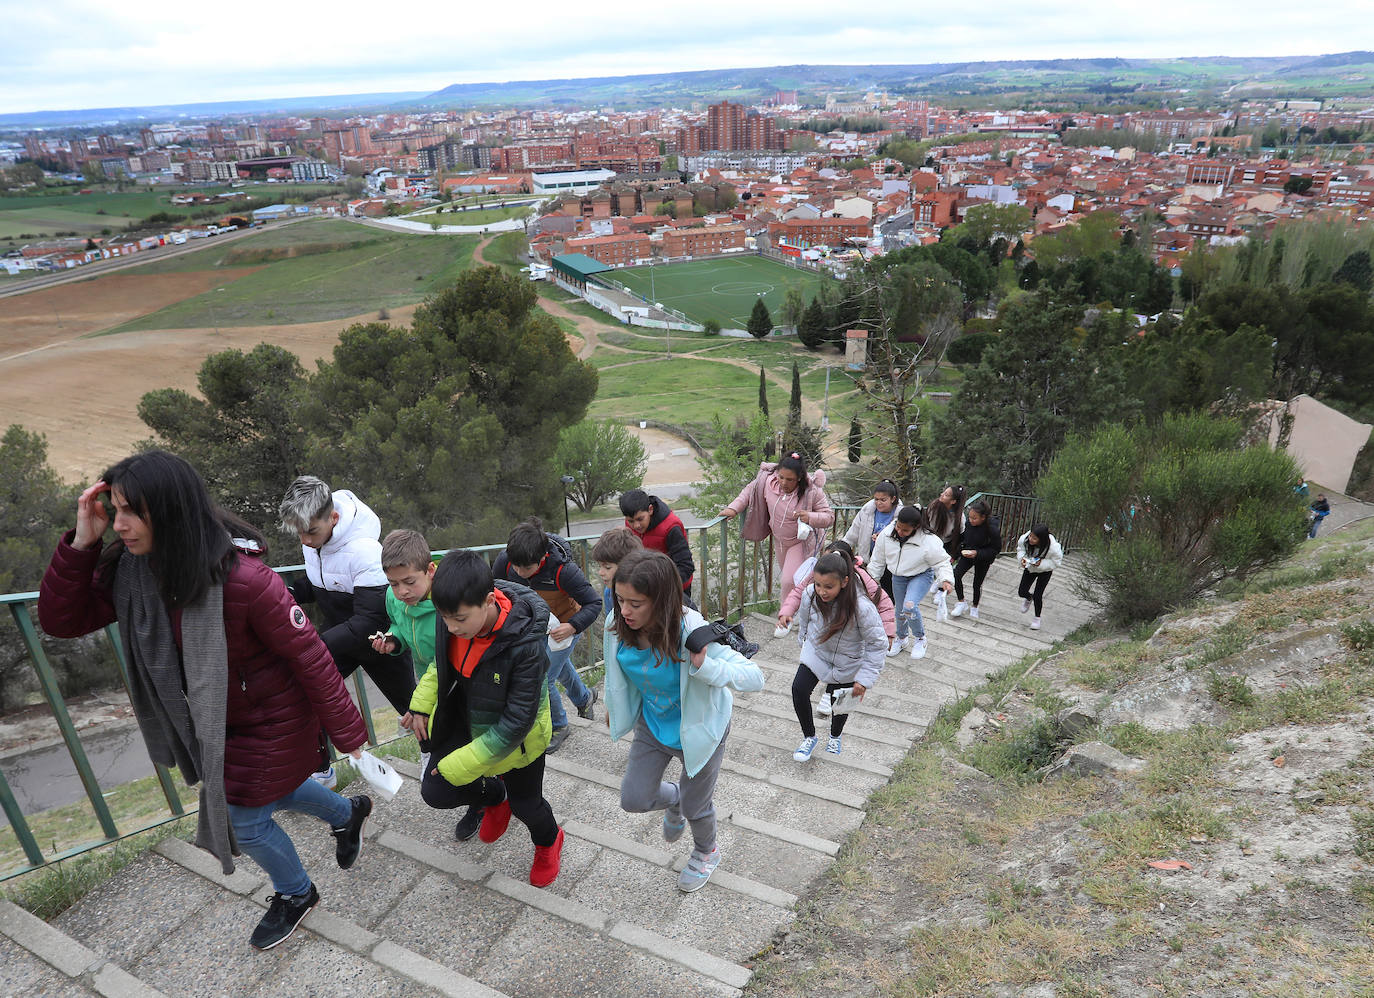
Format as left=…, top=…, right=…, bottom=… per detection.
left=604, top=607, right=765, bottom=776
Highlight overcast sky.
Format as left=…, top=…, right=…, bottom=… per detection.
left=5, top=0, right=1373, bottom=115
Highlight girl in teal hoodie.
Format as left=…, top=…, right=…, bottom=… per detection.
left=604, top=550, right=764, bottom=893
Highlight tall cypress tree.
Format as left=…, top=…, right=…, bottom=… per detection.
left=789, top=361, right=802, bottom=422
left=758, top=367, right=769, bottom=417
left=848, top=417, right=862, bottom=463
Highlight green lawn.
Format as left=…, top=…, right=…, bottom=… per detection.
left=610, top=256, right=831, bottom=329
left=409, top=205, right=529, bottom=226
left=104, top=225, right=479, bottom=331
left=589, top=357, right=762, bottom=426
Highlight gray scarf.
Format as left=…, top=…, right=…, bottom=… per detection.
left=114, top=553, right=237, bottom=873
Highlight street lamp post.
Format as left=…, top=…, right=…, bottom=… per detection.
left=559, top=475, right=576, bottom=536
left=660, top=303, right=668, bottom=358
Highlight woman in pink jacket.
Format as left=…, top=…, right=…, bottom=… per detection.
left=719, top=453, right=834, bottom=602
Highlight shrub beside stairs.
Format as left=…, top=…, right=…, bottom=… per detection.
left=0, top=556, right=1092, bottom=998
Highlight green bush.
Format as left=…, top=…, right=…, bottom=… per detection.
left=703, top=318, right=722, bottom=336
left=1038, top=413, right=1307, bottom=623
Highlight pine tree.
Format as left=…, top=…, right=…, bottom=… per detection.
left=747, top=297, right=773, bottom=340
left=798, top=298, right=827, bottom=350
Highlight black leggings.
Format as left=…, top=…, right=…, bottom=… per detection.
left=420, top=753, right=558, bottom=846
left=952, top=557, right=992, bottom=606
left=792, top=665, right=850, bottom=739
left=1018, top=570, right=1052, bottom=616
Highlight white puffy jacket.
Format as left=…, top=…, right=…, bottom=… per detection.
left=867, top=523, right=955, bottom=587
left=300, top=490, right=388, bottom=593
left=1016, top=532, right=1063, bottom=574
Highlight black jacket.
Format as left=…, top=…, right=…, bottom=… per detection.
left=492, top=533, right=602, bottom=634
left=957, top=516, right=1003, bottom=564
left=291, top=573, right=411, bottom=674
left=425, top=581, right=552, bottom=779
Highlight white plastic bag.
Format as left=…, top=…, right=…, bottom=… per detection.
left=795, top=518, right=812, bottom=541
left=356, top=749, right=403, bottom=802
left=547, top=611, right=573, bottom=651
left=827, top=687, right=857, bottom=716
left=933, top=588, right=949, bottom=622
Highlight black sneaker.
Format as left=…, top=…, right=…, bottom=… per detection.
left=546, top=726, right=571, bottom=754
left=250, top=884, right=318, bottom=950
left=577, top=688, right=599, bottom=721
left=454, top=805, right=486, bottom=842
left=331, top=795, right=373, bottom=870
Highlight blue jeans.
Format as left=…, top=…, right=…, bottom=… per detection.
left=891, top=570, right=935, bottom=640
left=228, top=776, right=352, bottom=897
left=547, top=632, right=591, bottom=729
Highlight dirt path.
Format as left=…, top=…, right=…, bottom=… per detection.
left=0, top=301, right=421, bottom=483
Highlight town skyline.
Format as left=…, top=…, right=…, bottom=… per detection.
left=6, top=0, right=1374, bottom=116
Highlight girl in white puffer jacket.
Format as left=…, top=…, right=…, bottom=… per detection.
left=866, top=505, right=954, bottom=661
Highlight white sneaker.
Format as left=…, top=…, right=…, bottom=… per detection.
left=816, top=691, right=832, bottom=717
left=1031, top=617, right=1042, bottom=630
left=1021, top=598, right=1031, bottom=613
left=885, top=640, right=901, bottom=658
left=909, top=636, right=928, bottom=660
left=951, top=601, right=967, bottom=618
left=969, top=606, right=980, bottom=620
left=311, top=766, right=337, bottom=789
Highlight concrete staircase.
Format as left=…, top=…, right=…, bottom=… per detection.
left=1, top=557, right=1092, bottom=998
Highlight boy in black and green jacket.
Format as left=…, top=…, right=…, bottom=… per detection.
left=403, top=551, right=563, bottom=888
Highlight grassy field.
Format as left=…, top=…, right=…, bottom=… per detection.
left=0, top=186, right=344, bottom=241
left=105, top=221, right=478, bottom=330
left=409, top=205, right=529, bottom=226
left=610, top=256, right=830, bottom=328
left=588, top=356, right=762, bottom=425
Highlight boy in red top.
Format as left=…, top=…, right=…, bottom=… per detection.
left=619, top=489, right=694, bottom=595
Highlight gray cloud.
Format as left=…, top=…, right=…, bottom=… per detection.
left=3, top=0, right=1372, bottom=114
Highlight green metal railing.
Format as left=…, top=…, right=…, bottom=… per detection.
left=965, top=493, right=1079, bottom=554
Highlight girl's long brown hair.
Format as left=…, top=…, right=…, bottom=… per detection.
left=612, top=549, right=684, bottom=667
left=809, top=551, right=860, bottom=643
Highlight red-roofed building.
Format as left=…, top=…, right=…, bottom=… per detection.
left=565, top=232, right=651, bottom=267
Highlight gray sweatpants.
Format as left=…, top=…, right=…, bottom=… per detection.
left=619, top=715, right=729, bottom=852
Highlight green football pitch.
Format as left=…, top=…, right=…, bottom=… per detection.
left=606, top=255, right=830, bottom=329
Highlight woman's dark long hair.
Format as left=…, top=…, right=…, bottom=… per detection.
left=809, top=551, right=860, bottom=643
left=927, top=483, right=966, bottom=542
left=98, top=451, right=266, bottom=607
left=612, top=549, right=684, bottom=667
left=1026, top=523, right=1051, bottom=559
left=777, top=452, right=809, bottom=501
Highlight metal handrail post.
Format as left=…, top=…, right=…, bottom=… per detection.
left=8, top=603, right=120, bottom=840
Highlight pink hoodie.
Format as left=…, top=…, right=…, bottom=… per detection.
left=779, top=562, right=896, bottom=640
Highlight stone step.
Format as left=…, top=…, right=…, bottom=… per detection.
left=1, top=899, right=161, bottom=998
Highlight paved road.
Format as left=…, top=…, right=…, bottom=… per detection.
left=0, top=217, right=307, bottom=300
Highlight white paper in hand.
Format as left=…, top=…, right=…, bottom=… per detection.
left=356, top=749, right=403, bottom=802
left=827, top=688, right=857, bottom=716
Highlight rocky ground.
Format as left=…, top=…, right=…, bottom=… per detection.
left=748, top=520, right=1374, bottom=998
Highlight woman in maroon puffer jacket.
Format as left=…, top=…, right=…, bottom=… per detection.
left=38, top=451, right=371, bottom=952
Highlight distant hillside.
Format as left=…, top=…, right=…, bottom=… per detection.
left=418, top=53, right=1374, bottom=108
left=5, top=52, right=1371, bottom=130
left=0, top=92, right=430, bottom=130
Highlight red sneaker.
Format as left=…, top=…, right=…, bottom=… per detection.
left=478, top=798, right=512, bottom=843
left=530, top=827, right=564, bottom=888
